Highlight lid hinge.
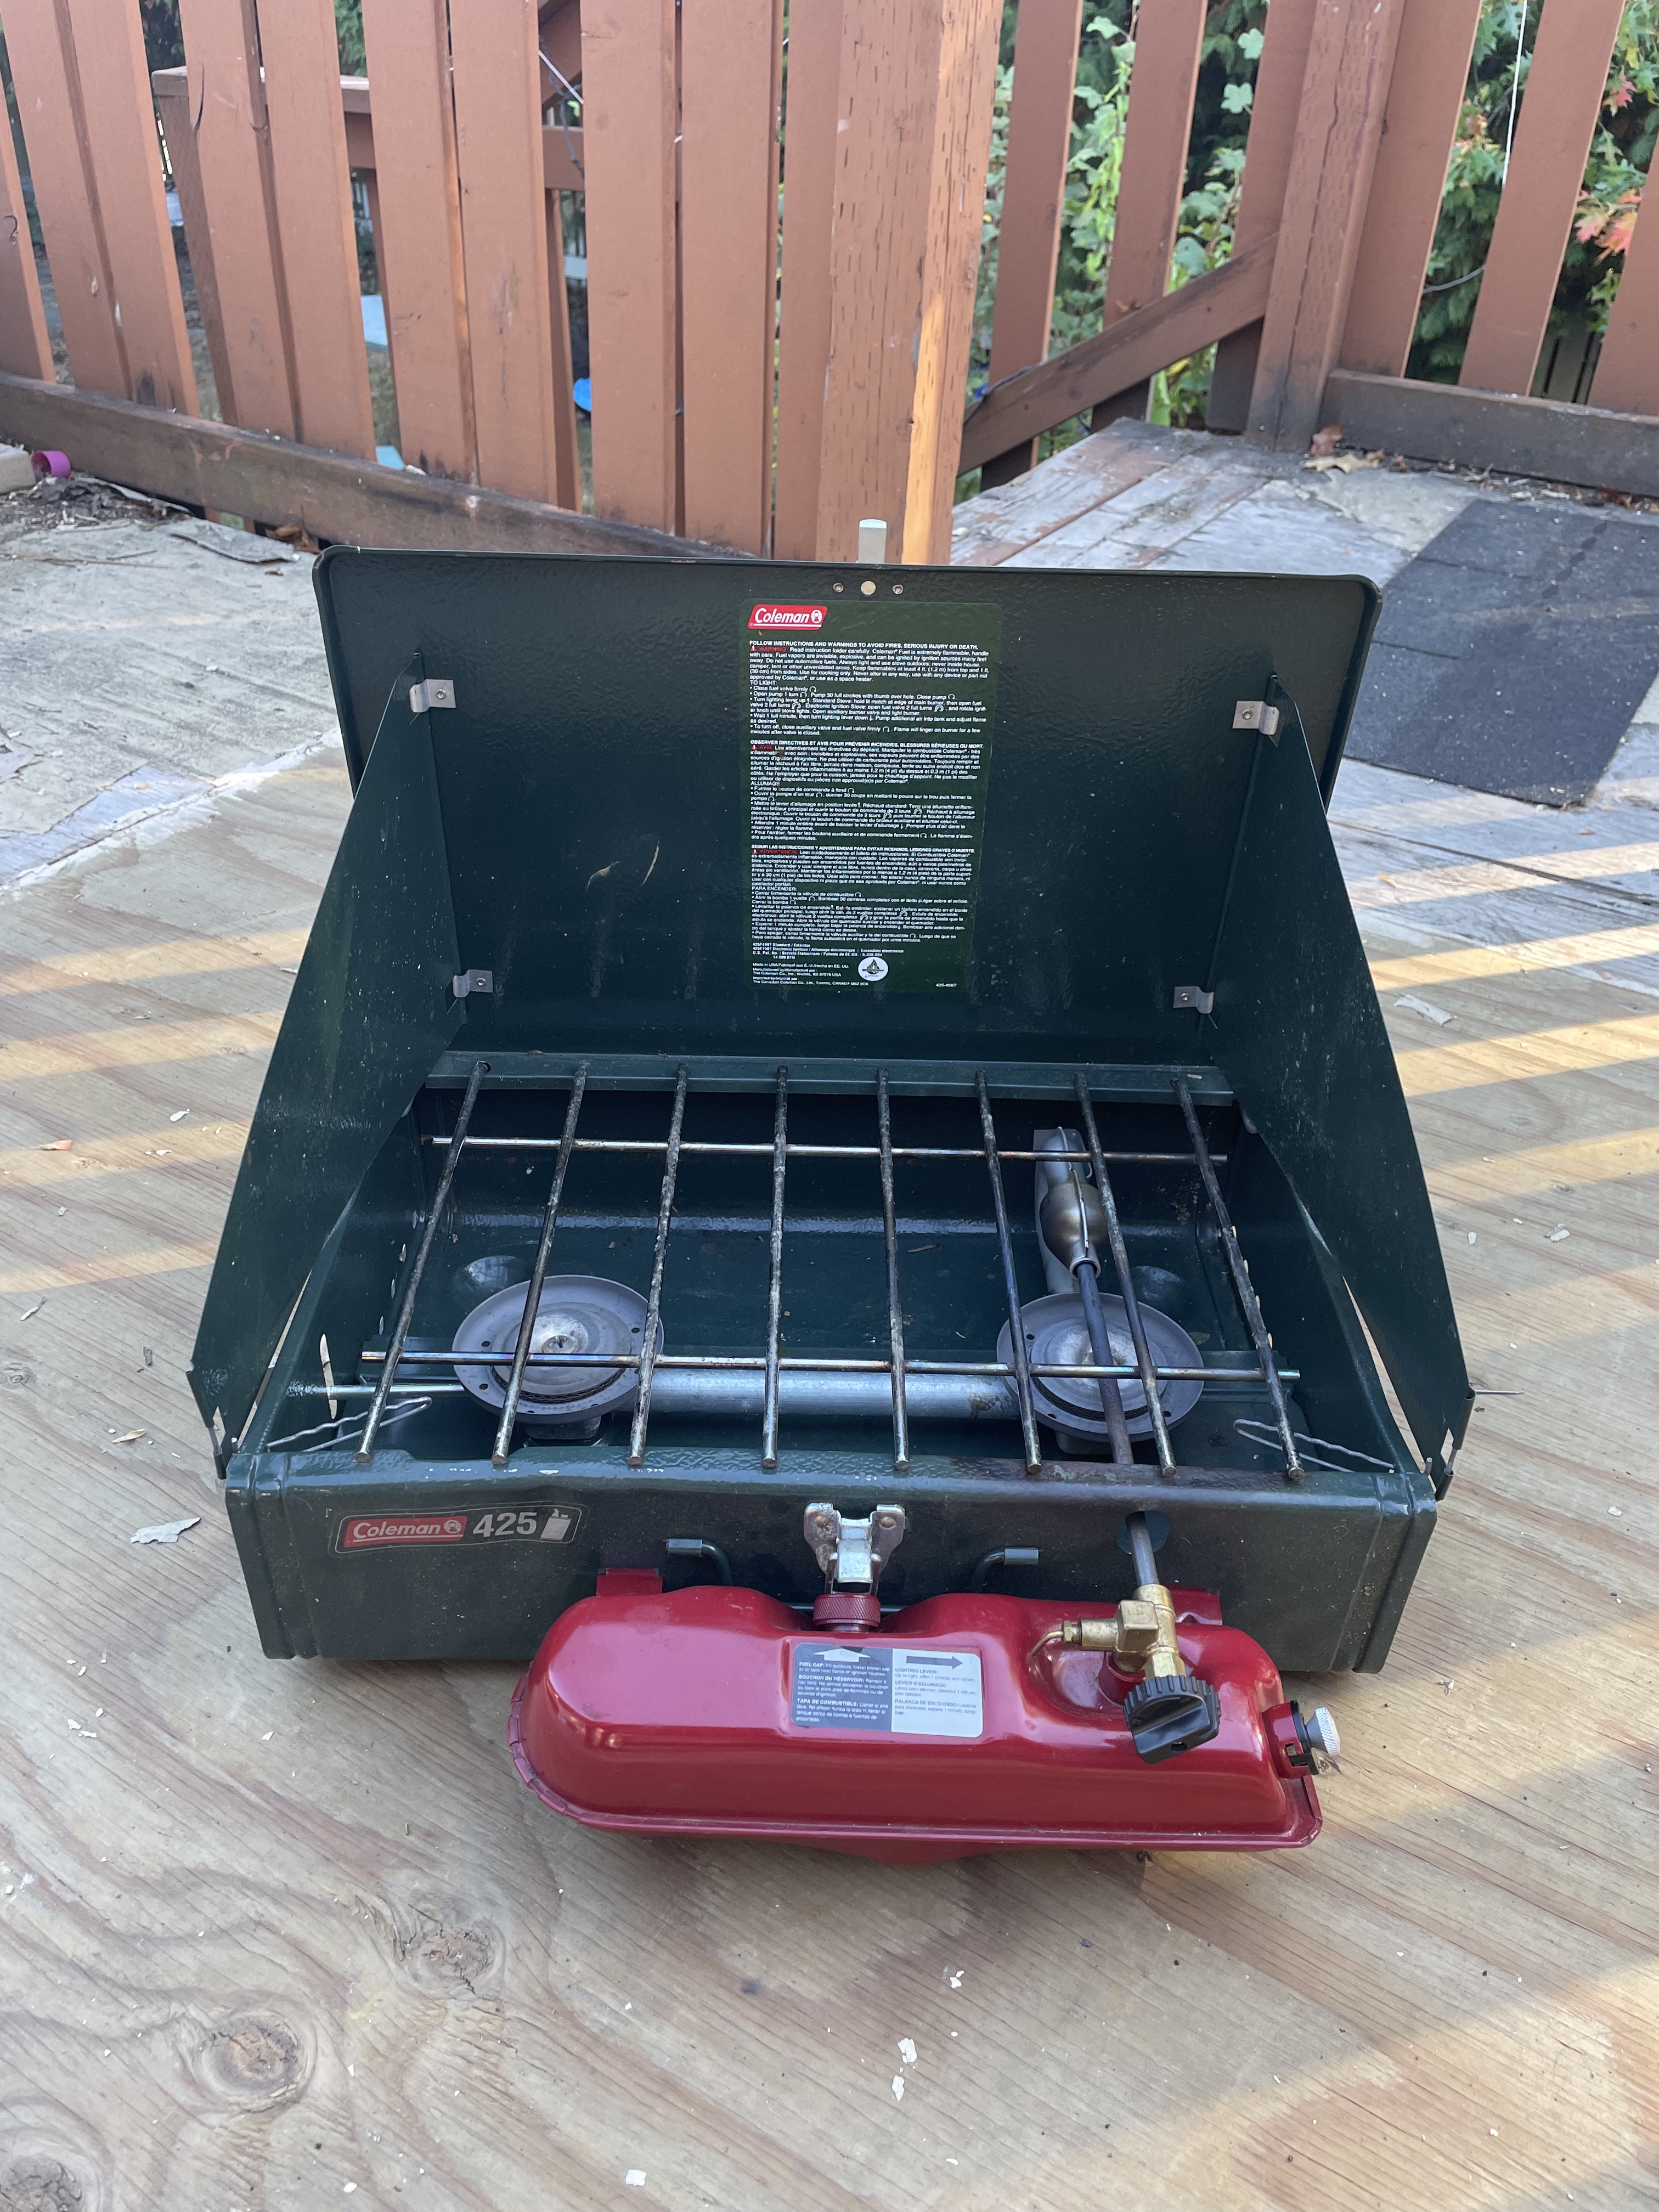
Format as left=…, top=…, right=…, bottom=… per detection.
left=1232, top=699, right=1281, bottom=738
left=409, top=678, right=456, bottom=714
left=452, top=968, right=494, bottom=999
left=1172, top=984, right=1215, bottom=1014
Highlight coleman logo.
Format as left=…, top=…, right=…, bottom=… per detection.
left=341, top=1513, right=466, bottom=1550
left=749, top=603, right=826, bottom=631
left=334, top=1503, right=581, bottom=1553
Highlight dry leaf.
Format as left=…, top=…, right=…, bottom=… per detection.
left=1309, top=422, right=1344, bottom=457
left=132, top=1516, right=199, bottom=1545
left=41, top=1138, right=72, bottom=1152
left=111, top=1429, right=147, bottom=1444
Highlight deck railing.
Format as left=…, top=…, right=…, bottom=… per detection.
left=1, top=0, right=1656, bottom=556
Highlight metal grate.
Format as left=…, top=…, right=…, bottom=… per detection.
left=351, top=1063, right=1302, bottom=1478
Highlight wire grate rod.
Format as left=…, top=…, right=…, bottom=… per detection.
left=1171, top=1073, right=1301, bottom=1481
left=492, top=1062, right=589, bottom=1466
left=627, top=1064, right=690, bottom=1467
left=356, top=1057, right=488, bottom=1464
left=876, top=1069, right=910, bottom=1474
left=761, top=1067, right=788, bottom=1471
left=975, top=1071, right=1042, bottom=1474
left=1074, top=1074, right=1176, bottom=1476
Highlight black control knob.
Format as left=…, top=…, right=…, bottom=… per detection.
left=1121, top=1673, right=1221, bottom=1763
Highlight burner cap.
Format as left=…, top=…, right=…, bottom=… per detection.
left=453, top=1276, right=659, bottom=1423
left=996, top=1291, right=1204, bottom=1438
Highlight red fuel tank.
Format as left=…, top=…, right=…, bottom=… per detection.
left=510, top=1578, right=1320, bottom=1860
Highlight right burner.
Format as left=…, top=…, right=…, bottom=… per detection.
left=997, top=1293, right=1204, bottom=1441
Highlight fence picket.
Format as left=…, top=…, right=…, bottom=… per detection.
left=1339, top=0, right=1483, bottom=380
left=256, top=0, right=375, bottom=458
left=449, top=0, right=563, bottom=504
left=1459, top=0, right=1627, bottom=396
left=580, top=0, right=680, bottom=532
left=2, top=0, right=126, bottom=397
left=172, top=0, right=296, bottom=437
left=1590, top=187, right=1659, bottom=415
left=903, top=0, right=1002, bottom=559
left=1092, top=0, right=1206, bottom=428
left=0, top=66, right=53, bottom=380
left=1206, top=0, right=1314, bottom=433
left=773, top=0, right=843, bottom=558
left=359, top=0, right=475, bottom=482
left=60, top=0, right=198, bottom=413
left=680, top=0, right=782, bottom=552
left=979, top=0, right=1085, bottom=487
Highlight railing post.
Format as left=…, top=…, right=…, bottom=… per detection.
left=803, top=0, right=1000, bottom=563
left=1245, top=0, right=1407, bottom=452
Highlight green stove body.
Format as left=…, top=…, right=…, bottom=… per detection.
left=190, top=551, right=1469, bottom=1680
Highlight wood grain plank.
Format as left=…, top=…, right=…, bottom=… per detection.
left=901, top=0, right=1003, bottom=562
left=449, top=0, right=563, bottom=505
left=61, top=0, right=198, bottom=414
left=978, top=0, right=1085, bottom=487
left=1092, top=0, right=1205, bottom=429
left=1, top=0, right=125, bottom=396
left=0, top=369, right=716, bottom=551
left=772, top=0, right=843, bottom=558
left=1322, top=366, right=1659, bottom=493
left=1588, top=182, right=1659, bottom=416
left=579, top=0, right=679, bottom=531
left=959, top=238, right=1275, bottom=472
left=1206, top=0, right=1315, bottom=434
left=358, top=0, right=475, bottom=483
left=0, top=59, right=54, bottom=380
left=1338, top=0, right=1485, bottom=380
left=1247, top=0, right=1407, bottom=450
left=151, top=74, right=236, bottom=422
left=256, top=0, right=375, bottom=459
left=1459, top=0, right=1627, bottom=396
left=679, top=0, right=782, bottom=553
left=172, top=0, right=296, bottom=437
left=815, top=0, right=941, bottom=561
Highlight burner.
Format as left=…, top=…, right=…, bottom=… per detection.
left=997, top=1293, right=1204, bottom=1441
left=453, top=1276, right=659, bottom=1427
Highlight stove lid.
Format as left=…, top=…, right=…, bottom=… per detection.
left=190, top=554, right=1470, bottom=1476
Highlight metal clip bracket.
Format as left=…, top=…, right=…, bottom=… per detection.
left=409, top=678, right=456, bottom=714
left=451, top=968, right=493, bottom=999
left=1172, top=985, right=1215, bottom=1014
left=803, top=1502, right=906, bottom=1590
left=1232, top=699, right=1281, bottom=738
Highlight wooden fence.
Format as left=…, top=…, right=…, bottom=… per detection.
left=2, top=0, right=1658, bottom=562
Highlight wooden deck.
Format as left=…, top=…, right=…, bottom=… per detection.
left=2, top=511, right=1657, bottom=2209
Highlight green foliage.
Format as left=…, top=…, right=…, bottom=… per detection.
left=970, top=0, right=1263, bottom=454
left=1410, top=0, right=1658, bottom=382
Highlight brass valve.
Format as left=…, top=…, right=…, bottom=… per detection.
left=1056, top=1599, right=1161, bottom=1657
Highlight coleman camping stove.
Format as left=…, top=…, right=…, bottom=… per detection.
left=190, top=551, right=1470, bottom=1861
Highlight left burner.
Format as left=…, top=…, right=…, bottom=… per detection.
left=453, top=1276, right=659, bottom=1438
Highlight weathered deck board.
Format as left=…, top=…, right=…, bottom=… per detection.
left=0, top=531, right=1656, bottom=2208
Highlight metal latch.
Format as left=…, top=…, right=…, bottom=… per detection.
left=803, top=1503, right=906, bottom=1590
left=451, top=968, right=493, bottom=999
left=1172, top=985, right=1215, bottom=1014
left=409, top=677, right=456, bottom=714
left=1233, top=699, right=1282, bottom=738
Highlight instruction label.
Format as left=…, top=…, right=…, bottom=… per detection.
left=789, top=1644, right=984, bottom=1738
left=746, top=599, right=1001, bottom=990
